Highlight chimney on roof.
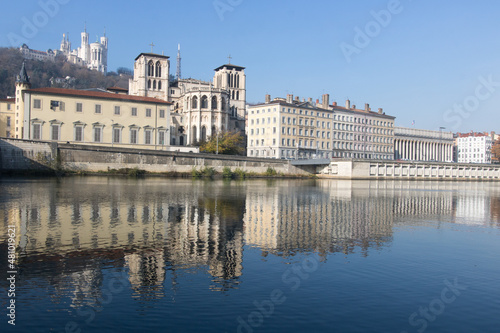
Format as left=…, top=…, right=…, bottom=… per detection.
left=346, top=99, right=350, bottom=109
left=265, top=94, right=271, bottom=103
left=378, top=108, right=383, bottom=114
left=308, top=97, right=312, bottom=103
left=295, top=96, right=300, bottom=102
left=322, top=94, right=329, bottom=109
left=332, top=101, right=337, bottom=107
left=302, top=98, right=305, bottom=102
left=365, top=103, right=370, bottom=112
left=286, top=94, right=293, bottom=103
left=352, top=104, right=356, bottom=109
left=316, top=99, right=320, bottom=104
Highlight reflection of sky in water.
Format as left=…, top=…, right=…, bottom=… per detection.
left=0, top=178, right=500, bottom=332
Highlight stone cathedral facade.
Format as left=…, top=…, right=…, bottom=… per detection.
left=128, top=52, right=246, bottom=146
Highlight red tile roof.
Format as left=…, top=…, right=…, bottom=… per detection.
left=24, top=87, right=172, bottom=105
left=0, top=98, right=15, bottom=102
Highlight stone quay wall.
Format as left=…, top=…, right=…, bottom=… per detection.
left=0, top=138, right=311, bottom=175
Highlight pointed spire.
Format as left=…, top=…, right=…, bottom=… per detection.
left=103, top=26, right=106, bottom=37
left=84, top=21, right=87, bottom=33
left=16, top=61, right=30, bottom=85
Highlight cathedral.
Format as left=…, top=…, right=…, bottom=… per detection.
left=58, top=26, right=108, bottom=74
left=128, top=49, right=246, bottom=146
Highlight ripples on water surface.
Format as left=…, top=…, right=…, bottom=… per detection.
left=0, top=177, right=500, bottom=332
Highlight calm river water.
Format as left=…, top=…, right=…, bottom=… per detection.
left=1, top=177, right=500, bottom=332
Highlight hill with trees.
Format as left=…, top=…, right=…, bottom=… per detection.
left=0, top=47, right=131, bottom=98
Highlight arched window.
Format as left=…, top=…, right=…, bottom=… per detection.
left=158, top=80, right=162, bottom=90
left=211, top=96, right=217, bottom=109
left=201, top=126, right=207, bottom=142
left=232, top=90, right=235, bottom=99
left=192, top=96, right=198, bottom=109
left=221, top=97, right=226, bottom=110
left=201, top=95, right=208, bottom=109
left=156, top=61, right=161, bottom=77
left=148, top=79, right=151, bottom=89
left=192, top=126, right=197, bottom=144
left=175, top=102, right=179, bottom=110
left=236, top=74, right=239, bottom=88
left=153, top=80, right=156, bottom=89
left=236, top=91, right=239, bottom=100
left=148, top=61, right=154, bottom=76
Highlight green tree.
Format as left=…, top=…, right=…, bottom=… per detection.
left=200, top=131, right=246, bottom=155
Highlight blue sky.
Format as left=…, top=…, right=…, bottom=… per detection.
left=1, top=0, right=499, bottom=133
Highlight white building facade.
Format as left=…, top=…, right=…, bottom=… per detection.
left=394, top=127, right=454, bottom=162
left=456, top=132, right=493, bottom=164
left=247, top=94, right=395, bottom=160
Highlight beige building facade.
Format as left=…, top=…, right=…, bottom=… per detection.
left=11, top=62, right=174, bottom=149
left=0, top=98, right=15, bottom=138
left=21, top=87, right=172, bottom=149
left=247, top=94, right=395, bottom=160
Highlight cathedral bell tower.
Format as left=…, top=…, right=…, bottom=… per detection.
left=128, top=53, right=170, bottom=101
left=213, top=60, right=246, bottom=130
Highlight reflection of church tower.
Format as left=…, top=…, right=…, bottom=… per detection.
left=213, top=60, right=246, bottom=131
left=125, top=250, right=166, bottom=300
left=15, top=62, right=31, bottom=139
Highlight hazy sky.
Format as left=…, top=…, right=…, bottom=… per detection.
left=1, top=0, right=499, bottom=133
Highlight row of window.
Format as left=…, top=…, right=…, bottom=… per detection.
left=147, top=79, right=163, bottom=90
left=250, top=107, right=394, bottom=126
left=189, top=95, right=226, bottom=110
left=32, top=99, right=166, bottom=118
left=148, top=61, right=162, bottom=78
left=31, top=123, right=168, bottom=145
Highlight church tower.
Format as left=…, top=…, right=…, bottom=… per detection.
left=60, top=33, right=71, bottom=55
left=80, top=24, right=90, bottom=63
left=15, top=61, right=31, bottom=139
left=129, top=53, right=170, bottom=101
left=213, top=60, right=246, bottom=129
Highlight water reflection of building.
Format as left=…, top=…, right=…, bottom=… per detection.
left=244, top=180, right=394, bottom=257
left=3, top=179, right=245, bottom=304
left=2, top=178, right=500, bottom=308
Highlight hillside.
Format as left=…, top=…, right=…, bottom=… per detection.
left=0, top=47, right=131, bottom=98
